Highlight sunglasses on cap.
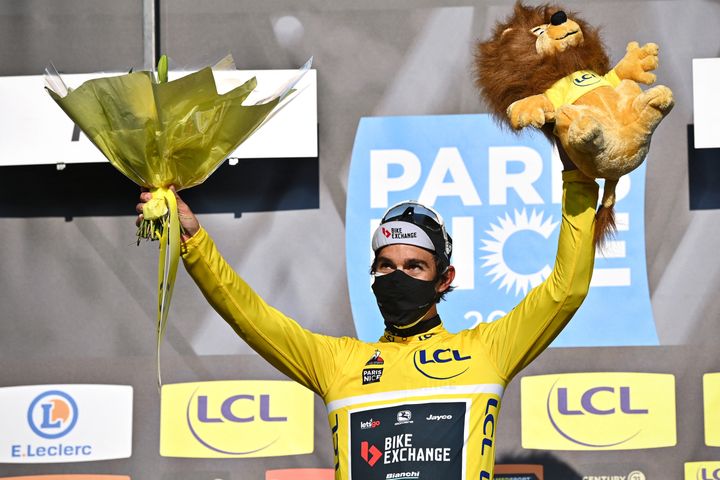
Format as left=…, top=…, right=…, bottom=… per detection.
left=381, top=201, right=445, bottom=233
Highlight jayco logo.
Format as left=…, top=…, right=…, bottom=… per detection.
left=346, top=114, right=657, bottom=347
left=413, top=348, right=471, bottom=380
left=521, top=372, right=676, bottom=450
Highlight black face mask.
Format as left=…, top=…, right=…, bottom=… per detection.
left=371, top=270, right=438, bottom=328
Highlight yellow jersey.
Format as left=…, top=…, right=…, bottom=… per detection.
left=182, top=170, right=598, bottom=480
left=544, top=69, right=622, bottom=109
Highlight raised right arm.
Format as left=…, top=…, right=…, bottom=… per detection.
left=181, top=227, right=350, bottom=396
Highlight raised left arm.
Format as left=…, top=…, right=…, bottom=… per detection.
left=470, top=170, right=598, bottom=381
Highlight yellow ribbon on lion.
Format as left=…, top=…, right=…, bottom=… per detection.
left=45, top=55, right=311, bottom=388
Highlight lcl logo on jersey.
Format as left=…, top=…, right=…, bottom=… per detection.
left=521, top=372, right=676, bottom=450
left=27, top=391, right=78, bottom=439
left=572, top=71, right=602, bottom=87
left=684, top=462, right=720, bottom=480
left=413, top=348, right=471, bottom=380
left=160, top=380, right=314, bottom=458
left=346, top=114, right=658, bottom=348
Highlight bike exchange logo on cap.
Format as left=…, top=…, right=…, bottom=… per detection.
left=384, top=226, right=417, bottom=240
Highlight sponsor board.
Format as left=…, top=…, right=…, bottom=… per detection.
left=704, top=374, right=720, bottom=446
left=685, top=461, right=720, bottom=480
left=346, top=114, right=657, bottom=347
left=493, top=463, right=543, bottom=480
left=0, top=476, right=131, bottom=480
left=0, top=70, right=317, bottom=167
left=521, top=373, right=675, bottom=450
left=265, top=469, right=334, bottom=480
left=692, top=57, right=720, bottom=148
left=0, top=385, right=132, bottom=464
left=349, top=401, right=469, bottom=479
left=160, top=380, right=313, bottom=458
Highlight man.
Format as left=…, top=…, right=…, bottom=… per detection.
left=136, top=152, right=598, bottom=479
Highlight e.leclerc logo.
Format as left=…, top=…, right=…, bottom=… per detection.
left=0, top=384, right=133, bottom=463
left=346, top=114, right=658, bottom=347
left=27, top=390, right=78, bottom=439
left=521, top=372, right=676, bottom=450
left=160, top=380, right=314, bottom=458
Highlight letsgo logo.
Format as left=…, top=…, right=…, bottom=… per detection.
left=521, top=373, right=676, bottom=450
left=27, top=391, right=78, bottom=439
left=413, top=348, right=471, bottom=380
left=685, top=462, right=720, bottom=480
left=346, top=114, right=657, bottom=347
left=160, top=380, right=314, bottom=458
left=0, top=384, right=133, bottom=464
left=703, top=374, right=720, bottom=446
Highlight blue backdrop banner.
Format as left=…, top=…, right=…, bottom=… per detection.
left=346, top=114, right=658, bottom=347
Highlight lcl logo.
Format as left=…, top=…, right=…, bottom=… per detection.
left=698, top=468, right=720, bottom=480
left=413, top=348, right=471, bottom=380
left=555, top=386, right=648, bottom=415
left=196, top=394, right=287, bottom=423
left=547, top=383, right=649, bottom=447
left=521, top=373, right=676, bottom=451
left=160, top=380, right=314, bottom=458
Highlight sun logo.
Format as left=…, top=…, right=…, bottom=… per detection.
left=479, top=209, right=559, bottom=296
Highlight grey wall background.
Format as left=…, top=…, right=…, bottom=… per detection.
left=0, top=0, right=719, bottom=478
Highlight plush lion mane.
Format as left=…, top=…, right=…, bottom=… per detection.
left=474, top=2, right=611, bottom=128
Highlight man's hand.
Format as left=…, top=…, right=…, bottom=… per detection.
left=136, top=186, right=200, bottom=242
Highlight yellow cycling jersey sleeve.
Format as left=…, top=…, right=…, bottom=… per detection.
left=469, top=169, right=599, bottom=381
left=181, top=228, right=350, bottom=396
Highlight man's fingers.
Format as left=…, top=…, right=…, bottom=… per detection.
left=135, top=202, right=145, bottom=214
left=135, top=213, right=144, bottom=227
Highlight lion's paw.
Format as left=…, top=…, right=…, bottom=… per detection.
left=614, top=41, right=659, bottom=84
left=633, top=85, right=674, bottom=128
left=566, top=113, right=605, bottom=154
left=507, top=95, right=555, bottom=129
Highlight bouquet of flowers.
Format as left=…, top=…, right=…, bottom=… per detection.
left=45, top=55, right=311, bottom=385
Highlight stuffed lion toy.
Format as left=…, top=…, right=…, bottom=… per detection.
left=474, top=2, right=673, bottom=244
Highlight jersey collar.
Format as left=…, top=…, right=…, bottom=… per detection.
left=379, top=322, right=448, bottom=344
